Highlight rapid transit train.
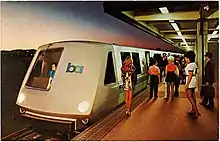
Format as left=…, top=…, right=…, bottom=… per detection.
left=16, top=40, right=182, bottom=132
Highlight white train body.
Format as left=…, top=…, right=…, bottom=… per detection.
left=16, top=41, right=182, bottom=131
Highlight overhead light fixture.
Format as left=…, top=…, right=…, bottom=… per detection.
left=169, top=20, right=175, bottom=22
left=159, top=7, right=169, bottom=13
left=171, top=23, right=180, bottom=31
left=212, top=30, right=218, bottom=35
left=216, top=25, right=219, bottom=29
left=177, top=31, right=182, bottom=37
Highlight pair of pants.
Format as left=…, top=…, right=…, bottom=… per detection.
left=150, top=75, right=159, bottom=98
left=174, top=77, right=180, bottom=96
left=202, top=84, right=214, bottom=108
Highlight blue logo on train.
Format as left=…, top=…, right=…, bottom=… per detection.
left=66, top=63, right=84, bottom=74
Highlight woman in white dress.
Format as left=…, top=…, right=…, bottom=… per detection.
left=121, top=56, right=135, bottom=116
left=184, top=51, right=201, bottom=119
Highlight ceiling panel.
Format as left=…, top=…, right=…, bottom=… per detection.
left=178, top=21, right=197, bottom=29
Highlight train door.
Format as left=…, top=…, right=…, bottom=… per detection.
left=145, top=51, right=150, bottom=85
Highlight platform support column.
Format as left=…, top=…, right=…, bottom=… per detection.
left=196, top=20, right=208, bottom=89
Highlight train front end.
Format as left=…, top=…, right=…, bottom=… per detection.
left=16, top=42, right=104, bottom=132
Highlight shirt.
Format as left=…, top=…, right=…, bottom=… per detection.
left=166, top=63, right=176, bottom=72
left=148, top=65, right=160, bottom=75
left=48, top=70, right=55, bottom=79
left=185, top=63, right=198, bottom=88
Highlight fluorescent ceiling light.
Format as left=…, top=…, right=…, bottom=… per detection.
left=212, top=30, right=218, bottom=35
left=181, top=37, right=186, bottom=42
left=159, top=7, right=169, bottom=13
left=216, top=25, right=219, bottom=29
left=171, top=23, right=180, bottom=31
left=177, top=31, right=182, bottom=36
left=169, top=20, right=175, bottom=22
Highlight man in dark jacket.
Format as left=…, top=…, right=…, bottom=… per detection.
left=200, top=52, right=215, bottom=109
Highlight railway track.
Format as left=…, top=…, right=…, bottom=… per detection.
left=2, top=127, right=35, bottom=141
left=1, top=127, right=74, bottom=141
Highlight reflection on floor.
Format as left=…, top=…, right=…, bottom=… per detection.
left=102, top=84, right=219, bottom=141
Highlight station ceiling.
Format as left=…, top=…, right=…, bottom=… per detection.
left=103, top=1, right=219, bottom=51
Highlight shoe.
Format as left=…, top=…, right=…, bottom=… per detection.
left=164, top=96, right=169, bottom=99
left=126, top=110, right=131, bottom=116
left=204, top=105, right=214, bottom=109
left=187, top=111, right=195, bottom=115
left=199, top=102, right=206, bottom=107
left=191, top=113, right=201, bottom=119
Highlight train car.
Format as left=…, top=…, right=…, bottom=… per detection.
left=16, top=40, right=182, bottom=133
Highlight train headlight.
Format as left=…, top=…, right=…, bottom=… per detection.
left=17, top=93, right=25, bottom=104
left=78, top=101, right=89, bottom=113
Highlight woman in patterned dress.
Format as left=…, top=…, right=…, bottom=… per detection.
left=121, top=56, right=135, bottom=116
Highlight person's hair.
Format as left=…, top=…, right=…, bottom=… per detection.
left=52, top=63, right=57, bottom=67
left=168, top=56, right=175, bottom=63
left=150, top=58, right=157, bottom=65
left=184, top=51, right=196, bottom=63
left=123, top=56, right=132, bottom=64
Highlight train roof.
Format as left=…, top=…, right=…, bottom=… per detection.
left=39, top=40, right=182, bottom=54
left=40, top=40, right=112, bottom=47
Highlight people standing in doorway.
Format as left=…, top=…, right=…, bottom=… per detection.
left=148, top=59, right=160, bottom=99
left=164, top=56, right=179, bottom=100
left=184, top=51, right=201, bottom=119
left=200, top=52, right=215, bottom=109
left=121, top=56, right=136, bottom=116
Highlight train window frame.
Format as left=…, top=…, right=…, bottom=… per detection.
left=120, top=52, right=131, bottom=65
left=25, top=47, right=64, bottom=91
left=104, top=51, right=116, bottom=85
left=131, top=52, right=141, bottom=75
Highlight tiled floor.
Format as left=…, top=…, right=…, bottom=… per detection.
left=102, top=84, right=219, bottom=141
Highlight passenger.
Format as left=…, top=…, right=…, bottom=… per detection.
left=148, top=59, right=160, bottom=99
left=121, top=56, right=135, bottom=116
left=47, top=63, right=57, bottom=89
left=174, top=59, right=181, bottom=97
left=184, top=51, right=201, bottom=119
left=131, top=56, right=138, bottom=90
left=200, top=52, right=215, bottom=109
left=164, top=56, right=179, bottom=100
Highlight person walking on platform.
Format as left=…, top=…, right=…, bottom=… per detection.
left=199, top=52, right=215, bottom=109
left=164, top=56, right=179, bottom=100
left=121, top=56, right=136, bottom=116
left=184, top=51, right=201, bottom=119
left=174, top=59, right=181, bottom=97
left=148, top=59, right=160, bottom=99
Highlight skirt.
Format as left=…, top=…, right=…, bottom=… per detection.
left=165, top=72, right=176, bottom=83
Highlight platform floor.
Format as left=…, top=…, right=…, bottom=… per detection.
left=102, top=84, right=219, bottom=141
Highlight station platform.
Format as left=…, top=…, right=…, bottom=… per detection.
left=102, top=84, right=219, bottom=141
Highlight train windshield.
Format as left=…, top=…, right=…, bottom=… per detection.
left=26, top=48, right=63, bottom=90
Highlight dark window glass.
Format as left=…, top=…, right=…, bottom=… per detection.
left=120, top=52, right=131, bottom=64
left=132, top=52, right=141, bottom=74
left=104, top=52, right=116, bottom=85
left=26, top=48, right=63, bottom=90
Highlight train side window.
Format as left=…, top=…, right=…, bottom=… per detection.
left=120, top=52, right=131, bottom=64
left=104, top=51, right=116, bottom=85
left=131, top=52, right=141, bottom=74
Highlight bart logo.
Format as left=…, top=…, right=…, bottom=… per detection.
left=66, top=63, right=84, bottom=74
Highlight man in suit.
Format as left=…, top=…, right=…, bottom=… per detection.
left=200, top=52, right=215, bottom=109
